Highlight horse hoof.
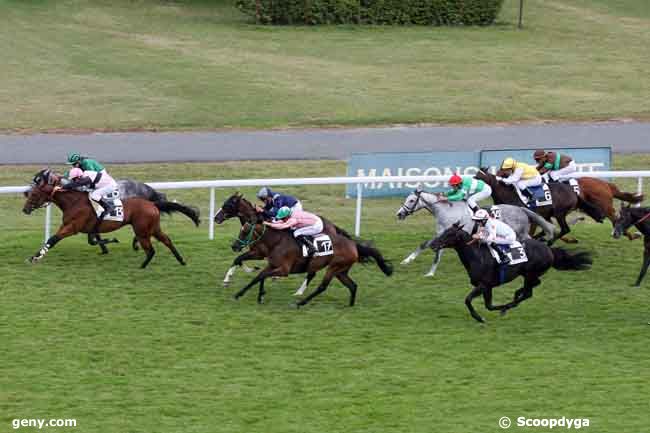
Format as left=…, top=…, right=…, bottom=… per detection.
left=180, top=261, right=187, bottom=266
left=233, top=295, right=240, bottom=301
left=500, top=309, right=508, bottom=316
left=424, top=272, right=435, bottom=278
left=112, top=238, right=119, bottom=243
left=223, top=281, right=230, bottom=288
left=257, top=297, right=265, bottom=304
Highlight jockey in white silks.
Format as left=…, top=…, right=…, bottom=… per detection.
left=471, top=209, right=516, bottom=264
left=63, top=167, right=119, bottom=218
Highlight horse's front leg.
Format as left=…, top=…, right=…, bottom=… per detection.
left=400, top=238, right=431, bottom=265
left=465, top=286, right=485, bottom=323
left=224, top=250, right=262, bottom=287
left=234, top=265, right=287, bottom=300
left=28, top=225, right=76, bottom=263
left=634, top=241, right=650, bottom=287
left=425, top=247, right=443, bottom=277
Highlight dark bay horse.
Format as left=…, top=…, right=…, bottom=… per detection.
left=430, top=223, right=593, bottom=323
left=214, top=193, right=351, bottom=294
left=613, top=204, right=650, bottom=286
left=23, top=169, right=200, bottom=268
left=476, top=168, right=604, bottom=244
left=230, top=220, right=392, bottom=306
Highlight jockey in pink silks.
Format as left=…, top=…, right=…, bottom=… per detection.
left=263, top=206, right=323, bottom=255
left=62, top=167, right=119, bottom=219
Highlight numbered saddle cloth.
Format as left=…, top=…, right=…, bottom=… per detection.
left=302, top=234, right=334, bottom=258
left=89, top=189, right=124, bottom=222
left=490, top=205, right=502, bottom=219
left=566, top=178, right=580, bottom=195
left=515, top=184, right=552, bottom=207
left=489, top=241, right=528, bottom=265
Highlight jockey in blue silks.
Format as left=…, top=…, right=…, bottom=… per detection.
left=256, top=187, right=303, bottom=220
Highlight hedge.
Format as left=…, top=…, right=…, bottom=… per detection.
left=236, top=0, right=504, bottom=25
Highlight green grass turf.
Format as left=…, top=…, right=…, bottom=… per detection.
left=1, top=0, right=649, bottom=132
left=1, top=156, right=650, bottom=432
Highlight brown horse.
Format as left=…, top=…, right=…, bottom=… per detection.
left=230, top=220, right=393, bottom=306
left=22, top=169, right=200, bottom=268
left=574, top=177, right=643, bottom=239
left=214, top=193, right=351, bottom=294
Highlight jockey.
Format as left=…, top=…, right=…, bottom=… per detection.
left=61, top=167, right=118, bottom=220
left=256, top=187, right=303, bottom=219
left=440, top=174, right=492, bottom=213
left=471, top=209, right=516, bottom=264
left=66, top=152, right=107, bottom=175
left=263, top=206, right=322, bottom=255
left=533, top=149, right=577, bottom=182
left=498, top=158, right=542, bottom=201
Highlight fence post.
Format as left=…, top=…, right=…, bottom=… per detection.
left=44, top=204, right=51, bottom=241
left=209, top=188, right=215, bottom=240
left=355, top=183, right=363, bottom=237
left=518, top=0, right=524, bottom=29
left=637, top=177, right=643, bottom=207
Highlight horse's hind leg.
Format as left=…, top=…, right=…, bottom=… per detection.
left=138, top=237, right=155, bottom=268
left=465, top=286, right=485, bottom=323
left=257, top=278, right=266, bottom=304
left=153, top=229, right=186, bottom=266
left=294, top=272, right=316, bottom=296
left=401, top=238, right=431, bottom=266
left=425, top=247, right=443, bottom=278
left=297, top=269, right=336, bottom=307
left=336, top=271, right=358, bottom=306
left=551, top=214, right=576, bottom=245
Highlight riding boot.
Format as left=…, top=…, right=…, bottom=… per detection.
left=296, top=235, right=316, bottom=256
left=495, top=245, right=511, bottom=264
left=100, top=199, right=115, bottom=216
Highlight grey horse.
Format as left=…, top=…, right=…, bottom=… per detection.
left=396, top=188, right=556, bottom=277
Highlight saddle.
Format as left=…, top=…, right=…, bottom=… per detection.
left=89, top=189, right=124, bottom=222
left=299, top=234, right=334, bottom=258
left=488, top=241, right=528, bottom=266
left=514, top=184, right=552, bottom=208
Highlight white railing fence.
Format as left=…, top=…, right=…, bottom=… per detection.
left=1, top=171, right=648, bottom=242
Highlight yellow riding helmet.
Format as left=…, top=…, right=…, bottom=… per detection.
left=501, top=158, right=516, bottom=170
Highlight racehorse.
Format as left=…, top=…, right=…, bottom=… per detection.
left=476, top=168, right=604, bottom=244
left=230, top=220, right=392, bottom=306
left=89, top=179, right=169, bottom=254
left=396, top=188, right=556, bottom=277
left=214, top=193, right=352, bottom=295
left=613, top=204, right=650, bottom=286
left=22, top=169, right=200, bottom=268
left=565, top=177, right=643, bottom=240
left=429, top=223, right=593, bottom=323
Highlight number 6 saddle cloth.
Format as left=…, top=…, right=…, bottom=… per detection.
left=301, top=234, right=334, bottom=258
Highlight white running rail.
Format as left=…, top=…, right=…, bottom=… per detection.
left=1, top=171, right=648, bottom=241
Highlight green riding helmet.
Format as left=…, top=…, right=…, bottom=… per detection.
left=276, top=206, right=292, bottom=219
left=67, top=152, right=82, bottom=165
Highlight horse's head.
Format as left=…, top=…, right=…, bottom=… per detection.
left=429, top=221, right=466, bottom=250
left=496, top=168, right=511, bottom=178
left=214, top=192, right=243, bottom=224
left=23, top=169, right=60, bottom=215
left=613, top=203, right=635, bottom=239
left=396, top=186, right=434, bottom=220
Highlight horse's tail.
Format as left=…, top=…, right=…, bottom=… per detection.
left=155, top=201, right=201, bottom=227
left=577, top=196, right=605, bottom=223
left=356, top=241, right=393, bottom=276
left=520, top=207, right=556, bottom=240
left=148, top=188, right=168, bottom=203
left=608, top=182, right=644, bottom=204
left=551, top=248, right=592, bottom=271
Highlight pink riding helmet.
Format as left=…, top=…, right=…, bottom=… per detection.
left=69, top=167, right=84, bottom=179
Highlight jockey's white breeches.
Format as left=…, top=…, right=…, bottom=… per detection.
left=467, top=185, right=492, bottom=209
left=516, top=175, right=542, bottom=190
left=90, top=183, right=118, bottom=202
left=550, top=161, right=577, bottom=181
left=294, top=217, right=323, bottom=237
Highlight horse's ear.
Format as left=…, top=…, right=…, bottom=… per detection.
left=415, top=184, right=423, bottom=193
left=453, top=220, right=462, bottom=228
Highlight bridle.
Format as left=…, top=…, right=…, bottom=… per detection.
left=399, top=189, right=434, bottom=216
left=235, top=222, right=267, bottom=248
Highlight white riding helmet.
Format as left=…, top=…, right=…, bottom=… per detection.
left=257, top=187, right=271, bottom=200
left=472, top=209, right=490, bottom=221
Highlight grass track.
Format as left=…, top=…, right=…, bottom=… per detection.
left=1, top=0, right=650, bottom=131
left=1, top=157, right=650, bottom=432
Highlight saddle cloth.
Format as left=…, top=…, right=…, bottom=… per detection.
left=488, top=241, right=528, bottom=265
left=301, top=234, right=334, bottom=258
left=543, top=177, right=580, bottom=195
left=514, top=184, right=552, bottom=208
left=89, top=189, right=124, bottom=222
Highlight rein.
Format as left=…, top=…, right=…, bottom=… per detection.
left=236, top=223, right=267, bottom=248
left=634, top=210, right=650, bottom=226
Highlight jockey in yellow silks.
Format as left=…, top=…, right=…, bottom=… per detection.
left=498, top=158, right=542, bottom=200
